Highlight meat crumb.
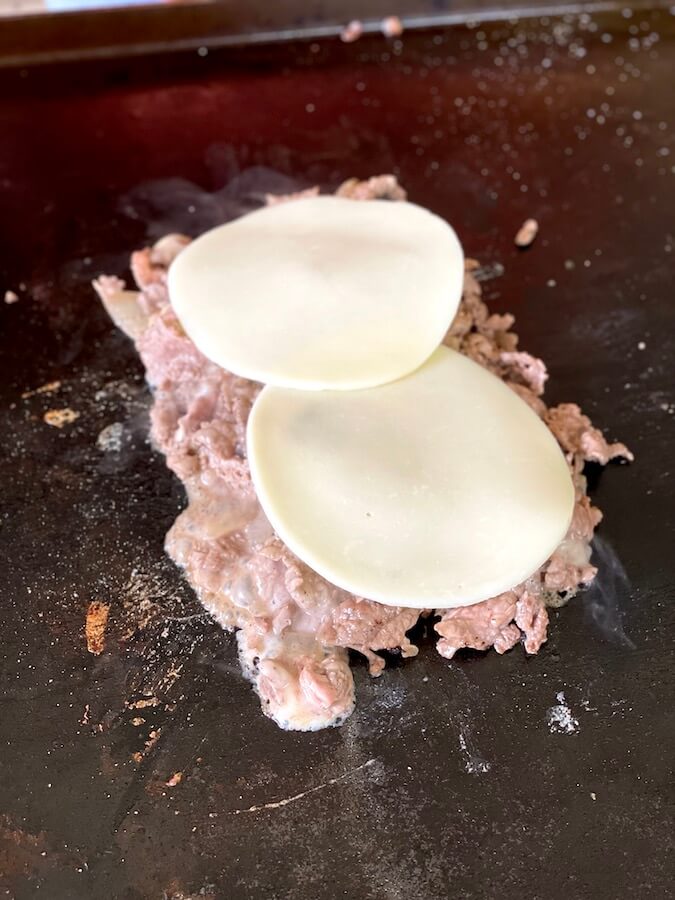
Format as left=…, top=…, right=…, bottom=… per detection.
left=127, top=697, right=160, bottom=709
left=4, top=290, right=19, bottom=304
left=336, top=174, right=407, bottom=201
left=21, top=380, right=62, bottom=399
left=131, top=717, right=146, bottom=726
left=132, top=728, right=162, bottom=764
left=381, top=15, right=404, bottom=37
left=85, top=601, right=110, bottom=655
left=514, top=218, right=539, bottom=248
left=340, top=20, right=363, bottom=43
left=545, top=403, right=633, bottom=464
left=166, top=772, right=183, bottom=787
left=43, top=408, right=79, bottom=428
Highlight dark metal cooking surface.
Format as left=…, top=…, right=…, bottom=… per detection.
left=0, top=9, right=673, bottom=899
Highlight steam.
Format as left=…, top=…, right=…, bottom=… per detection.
left=584, top=536, right=635, bottom=649
left=119, top=167, right=310, bottom=240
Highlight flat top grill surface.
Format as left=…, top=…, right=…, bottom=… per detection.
left=0, top=9, right=673, bottom=899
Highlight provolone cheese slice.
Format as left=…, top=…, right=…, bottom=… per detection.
left=168, top=196, right=463, bottom=390
left=247, top=346, right=574, bottom=609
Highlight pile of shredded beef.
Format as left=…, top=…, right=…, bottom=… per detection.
left=94, top=176, right=631, bottom=730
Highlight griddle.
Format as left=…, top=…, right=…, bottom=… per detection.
left=1, top=7, right=674, bottom=898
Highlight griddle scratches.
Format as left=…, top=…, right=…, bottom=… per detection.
left=234, top=758, right=377, bottom=814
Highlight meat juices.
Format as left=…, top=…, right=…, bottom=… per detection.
left=94, top=176, right=632, bottom=731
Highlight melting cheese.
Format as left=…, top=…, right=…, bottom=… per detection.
left=168, top=196, right=463, bottom=390
left=247, top=346, right=574, bottom=609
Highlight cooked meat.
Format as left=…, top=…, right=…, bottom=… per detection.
left=335, top=174, right=407, bottom=201
left=436, top=591, right=521, bottom=659
left=95, top=180, right=630, bottom=730
left=545, top=403, right=634, bottom=466
left=514, top=218, right=539, bottom=248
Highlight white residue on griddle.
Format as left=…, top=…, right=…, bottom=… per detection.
left=458, top=729, right=491, bottom=775
left=546, top=691, right=580, bottom=734
left=584, top=537, right=636, bottom=649
left=372, top=682, right=406, bottom=711
left=96, top=421, right=125, bottom=452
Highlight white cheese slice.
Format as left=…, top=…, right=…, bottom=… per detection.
left=168, top=196, right=463, bottom=390
left=247, top=346, right=574, bottom=609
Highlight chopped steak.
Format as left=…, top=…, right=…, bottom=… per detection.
left=317, top=598, right=421, bottom=676
left=94, top=177, right=631, bottom=730
left=545, top=403, right=633, bottom=466
left=436, top=591, right=521, bottom=659
left=514, top=218, right=539, bottom=248
left=335, top=174, right=408, bottom=201
left=515, top=591, right=549, bottom=655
